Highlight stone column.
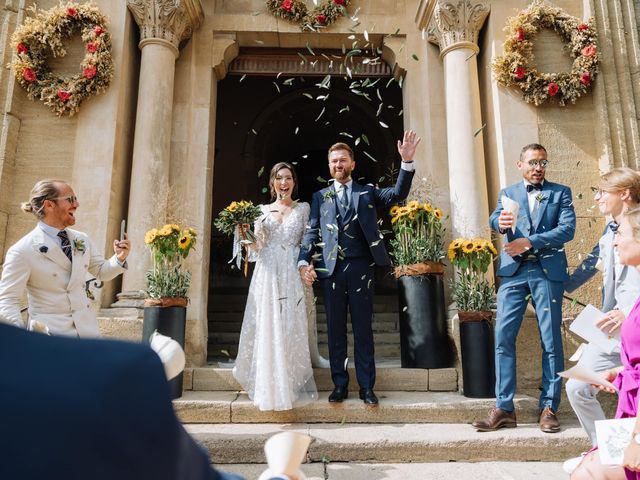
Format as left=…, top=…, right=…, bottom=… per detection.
left=118, top=0, right=203, bottom=304
left=417, top=0, right=490, bottom=238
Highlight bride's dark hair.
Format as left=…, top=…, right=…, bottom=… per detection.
left=269, top=162, right=298, bottom=200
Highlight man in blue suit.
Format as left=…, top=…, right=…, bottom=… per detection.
left=0, top=322, right=242, bottom=480
left=473, top=143, right=576, bottom=433
left=298, top=130, right=420, bottom=405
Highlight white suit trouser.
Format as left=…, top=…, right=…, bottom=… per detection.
left=565, top=342, right=621, bottom=446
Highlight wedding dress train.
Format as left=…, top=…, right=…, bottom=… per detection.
left=233, top=203, right=321, bottom=411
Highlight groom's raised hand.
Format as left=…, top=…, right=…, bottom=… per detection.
left=397, top=130, right=421, bottom=162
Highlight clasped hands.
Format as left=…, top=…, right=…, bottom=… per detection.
left=498, top=212, right=533, bottom=256
left=299, top=265, right=317, bottom=286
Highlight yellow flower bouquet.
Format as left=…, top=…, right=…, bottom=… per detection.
left=144, top=224, right=197, bottom=304
left=448, top=237, right=497, bottom=312
left=213, top=200, right=262, bottom=276
left=389, top=200, right=445, bottom=271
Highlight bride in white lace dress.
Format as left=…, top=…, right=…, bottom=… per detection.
left=233, top=162, right=328, bottom=411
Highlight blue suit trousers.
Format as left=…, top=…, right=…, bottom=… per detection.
left=495, top=260, right=565, bottom=412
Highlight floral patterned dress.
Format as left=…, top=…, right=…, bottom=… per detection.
left=232, top=203, right=318, bottom=411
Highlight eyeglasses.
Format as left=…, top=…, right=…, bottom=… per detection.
left=527, top=160, right=549, bottom=168
left=51, top=195, right=78, bottom=204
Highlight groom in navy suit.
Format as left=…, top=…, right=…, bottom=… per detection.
left=473, top=143, right=575, bottom=433
left=299, top=130, right=420, bottom=405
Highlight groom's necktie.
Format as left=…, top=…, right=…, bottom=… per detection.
left=57, top=230, right=73, bottom=263
left=338, top=185, right=349, bottom=216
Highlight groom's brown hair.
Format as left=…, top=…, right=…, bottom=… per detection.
left=328, top=142, right=354, bottom=160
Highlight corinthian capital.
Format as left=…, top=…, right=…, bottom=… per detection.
left=417, top=0, right=489, bottom=56
left=127, top=0, right=204, bottom=52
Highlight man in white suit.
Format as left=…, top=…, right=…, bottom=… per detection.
left=0, top=179, right=130, bottom=337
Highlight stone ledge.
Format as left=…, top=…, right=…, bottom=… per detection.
left=186, top=423, right=589, bottom=464
left=175, top=391, right=539, bottom=424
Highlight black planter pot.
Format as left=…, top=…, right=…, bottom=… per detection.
left=459, top=312, right=495, bottom=398
left=397, top=272, right=454, bottom=369
left=142, top=305, right=186, bottom=399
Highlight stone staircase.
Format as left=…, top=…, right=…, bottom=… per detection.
left=207, top=287, right=402, bottom=360
left=97, top=286, right=590, bottom=477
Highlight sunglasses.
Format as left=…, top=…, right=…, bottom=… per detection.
left=51, top=195, right=78, bottom=204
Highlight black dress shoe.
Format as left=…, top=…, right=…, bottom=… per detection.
left=328, top=385, right=348, bottom=403
left=359, top=388, right=379, bottom=405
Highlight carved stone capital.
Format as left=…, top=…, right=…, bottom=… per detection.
left=418, top=0, right=489, bottom=57
left=127, top=0, right=204, bottom=55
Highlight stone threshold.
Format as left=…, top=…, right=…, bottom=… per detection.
left=174, top=391, right=541, bottom=424
left=184, top=365, right=458, bottom=392
left=186, top=422, right=589, bottom=464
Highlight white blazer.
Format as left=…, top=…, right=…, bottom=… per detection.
left=0, top=226, right=126, bottom=337
left=599, top=228, right=640, bottom=316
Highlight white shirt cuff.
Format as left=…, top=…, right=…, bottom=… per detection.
left=400, top=161, right=415, bottom=172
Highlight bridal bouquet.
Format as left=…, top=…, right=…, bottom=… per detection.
left=448, top=238, right=497, bottom=313
left=144, top=224, right=197, bottom=305
left=214, top=200, right=262, bottom=276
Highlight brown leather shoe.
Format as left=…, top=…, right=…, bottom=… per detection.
left=539, top=406, right=560, bottom=433
left=472, top=407, right=517, bottom=432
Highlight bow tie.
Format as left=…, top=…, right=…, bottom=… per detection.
left=609, top=222, right=619, bottom=233
left=526, top=183, right=542, bottom=192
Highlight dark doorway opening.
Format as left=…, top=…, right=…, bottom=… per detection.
left=208, top=50, right=404, bottom=359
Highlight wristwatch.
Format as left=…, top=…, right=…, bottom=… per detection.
left=633, top=432, right=640, bottom=445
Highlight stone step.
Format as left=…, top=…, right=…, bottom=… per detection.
left=208, top=342, right=402, bottom=359
left=218, top=462, right=566, bottom=480
left=186, top=422, right=589, bottom=464
left=209, top=319, right=399, bottom=334
left=208, top=295, right=400, bottom=313
left=209, top=331, right=400, bottom=345
left=187, top=365, right=456, bottom=392
left=174, top=391, right=538, bottom=424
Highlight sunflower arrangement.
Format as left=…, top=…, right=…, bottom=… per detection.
left=389, top=200, right=445, bottom=268
left=448, top=238, right=497, bottom=312
left=214, top=200, right=263, bottom=276
left=144, top=224, right=197, bottom=301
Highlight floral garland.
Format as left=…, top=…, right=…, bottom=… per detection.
left=265, top=0, right=351, bottom=31
left=491, top=1, right=598, bottom=106
left=8, top=2, right=114, bottom=117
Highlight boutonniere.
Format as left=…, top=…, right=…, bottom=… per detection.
left=73, top=238, right=86, bottom=253
left=535, top=193, right=547, bottom=203
left=39, top=245, right=48, bottom=253
left=322, top=189, right=335, bottom=202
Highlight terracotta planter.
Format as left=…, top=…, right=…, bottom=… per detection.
left=396, top=262, right=454, bottom=369
left=458, top=310, right=495, bottom=398
left=142, top=303, right=187, bottom=399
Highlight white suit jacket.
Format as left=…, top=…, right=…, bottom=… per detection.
left=599, top=228, right=640, bottom=316
left=0, top=226, right=126, bottom=337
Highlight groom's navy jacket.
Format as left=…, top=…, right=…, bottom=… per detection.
left=0, top=323, right=241, bottom=480
left=298, top=168, right=415, bottom=277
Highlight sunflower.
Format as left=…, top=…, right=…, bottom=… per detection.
left=407, top=200, right=420, bottom=211
left=462, top=241, right=475, bottom=253
left=227, top=201, right=238, bottom=212
left=158, top=224, right=173, bottom=236
left=178, top=233, right=192, bottom=250
left=188, top=227, right=197, bottom=237
left=474, top=240, right=484, bottom=251
left=423, top=203, right=432, bottom=213
left=144, top=228, right=158, bottom=245
left=487, top=241, right=498, bottom=256
left=434, top=208, right=443, bottom=220
left=451, top=238, right=463, bottom=249
left=390, top=205, right=400, bottom=216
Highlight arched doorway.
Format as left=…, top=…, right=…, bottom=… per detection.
left=208, top=49, right=404, bottom=359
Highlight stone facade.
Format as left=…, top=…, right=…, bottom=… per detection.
left=1, top=0, right=639, bottom=401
